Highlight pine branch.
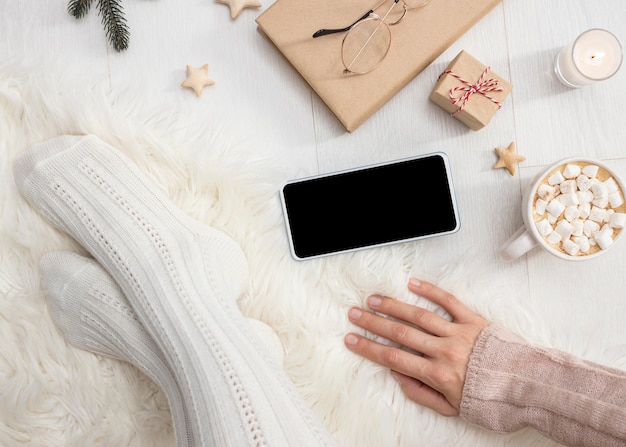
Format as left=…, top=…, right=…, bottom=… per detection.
left=67, top=0, right=94, bottom=19
left=67, top=0, right=130, bottom=52
left=97, top=0, right=130, bottom=52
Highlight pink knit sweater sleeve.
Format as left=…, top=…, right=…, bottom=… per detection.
left=459, top=324, right=626, bottom=447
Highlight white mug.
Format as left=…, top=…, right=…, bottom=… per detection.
left=500, top=157, right=626, bottom=262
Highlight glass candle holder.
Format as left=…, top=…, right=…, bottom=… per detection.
left=554, top=28, right=623, bottom=88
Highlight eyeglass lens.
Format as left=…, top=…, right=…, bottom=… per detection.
left=314, top=0, right=433, bottom=74
left=342, top=17, right=391, bottom=74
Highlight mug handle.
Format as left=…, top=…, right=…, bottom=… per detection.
left=499, top=226, right=538, bottom=262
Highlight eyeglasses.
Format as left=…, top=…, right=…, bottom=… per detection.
left=312, top=0, right=431, bottom=75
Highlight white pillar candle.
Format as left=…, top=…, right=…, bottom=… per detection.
left=554, top=28, right=623, bottom=88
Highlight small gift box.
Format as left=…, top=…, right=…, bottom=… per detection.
left=429, top=50, right=512, bottom=131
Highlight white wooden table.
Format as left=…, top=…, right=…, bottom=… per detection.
left=2, top=0, right=626, bottom=444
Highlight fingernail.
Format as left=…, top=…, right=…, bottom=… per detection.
left=409, top=278, right=422, bottom=287
left=345, top=334, right=359, bottom=346
left=367, top=295, right=382, bottom=308
left=348, top=308, right=362, bottom=320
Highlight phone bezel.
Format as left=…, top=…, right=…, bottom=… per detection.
left=280, top=152, right=461, bottom=260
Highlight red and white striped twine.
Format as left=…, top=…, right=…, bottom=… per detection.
left=443, top=67, right=503, bottom=116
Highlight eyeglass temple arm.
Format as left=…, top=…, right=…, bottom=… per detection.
left=312, top=10, right=373, bottom=38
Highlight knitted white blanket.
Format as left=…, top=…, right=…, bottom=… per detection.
left=0, top=60, right=556, bottom=447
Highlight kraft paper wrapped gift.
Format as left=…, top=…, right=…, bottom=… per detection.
left=430, top=50, right=512, bottom=130
left=256, top=0, right=501, bottom=132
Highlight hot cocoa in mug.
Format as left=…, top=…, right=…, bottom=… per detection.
left=500, top=158, right=626, bottom=261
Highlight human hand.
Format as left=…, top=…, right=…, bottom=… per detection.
left=344, top=278, right=489, bottom=416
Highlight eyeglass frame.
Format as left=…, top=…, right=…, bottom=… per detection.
left=312, top=0, right=407, bottom=39
left=312, top=0, right=413, bottom=74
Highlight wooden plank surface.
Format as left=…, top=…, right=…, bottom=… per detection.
left=1, top=0, right=625, bottom=443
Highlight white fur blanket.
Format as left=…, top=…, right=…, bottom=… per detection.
left=0, top=60, right=556, bottom=447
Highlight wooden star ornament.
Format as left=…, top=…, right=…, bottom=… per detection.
left=493, top=141, right=526, bottom=176
left=181, top=64, right=215, bottom=97
left=217, top=0, right=261, bottom=19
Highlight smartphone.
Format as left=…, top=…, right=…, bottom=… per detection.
left=280, top=152, right=460, bottom=260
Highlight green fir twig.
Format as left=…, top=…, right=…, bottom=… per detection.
left=97, top=0, right=130, bottom=52
left=67, top=0, right=130, bottom=52
left=68, top=0, right=93, bottom=18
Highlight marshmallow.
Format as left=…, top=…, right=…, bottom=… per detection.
left=548, top=171, right=565, bottom=185
left=562, top=238, right=580, bottom=256
left=609, top=191, right=624, bottom=208
left=535, top=218, right=553, bottom=237
left=555, top=220, right=574, bottom=239
left=591, top=181, right=609, bottom=199
left=595, top=231, right=614, bottom=250
left=537, top=184, right=557, bottom=201
left=582, top=164, right=599, bottom=178
left=578, top=202, right=591, bottom=219
left=583, top=219, right=600, bottom=237
left=610, top=213, right=626, bottom=228
left=605, top=177, right=619, bottom=194
left=564, top=205, right=579, bottom=222
left=592, top=196, right=610, bottom=209
left=572, top=219, right=584, bottom=237
left=546, top=198, right=566, bottom=217
left=533, top=162, right=624, bottom=257
left=576, top=174, right=593, bottom=191
left=535, top=198, right=548, bottom=216
left=588, top=206, right=607, bottom=223
left=573, top=236, right=590, bottom=253
left=577, top=190, right=593, bottom=204
left=599, top=224, right=614, bottom=236
left=559, top=192, right=579, bottom=206
left=559, top=179, right=577, bottom=194
left=563, top=164, right=582, bottom=179
left=547, top=231, right=563, bottom=245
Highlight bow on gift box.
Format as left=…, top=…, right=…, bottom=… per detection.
left=444, top=67, right=503, bottom=116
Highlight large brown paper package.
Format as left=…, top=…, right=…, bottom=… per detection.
left=430, top=50, right=512, bottom=130
left=256, top=0, right=501, bottom=132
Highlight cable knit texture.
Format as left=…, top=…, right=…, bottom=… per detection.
left=14, top=135, right=339, bottom=447
left=40, top=251, right=198, bottom=447
left=460, top=324, right=626, bottom=447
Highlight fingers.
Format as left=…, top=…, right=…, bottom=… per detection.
left=365, top=294, right=454, bottom=337
left=348, top=304, right=434, bottom=351
left=344, top=331, right=458, bottom=408
left=344, top=331, right=435, bottom=387
left=353, top=279, right=482, bottom=338
left=348, top=308, right=435, bottom=355
left=343, top=277, right=490, bottom=417
left=407, top=278, right=481, bottom=324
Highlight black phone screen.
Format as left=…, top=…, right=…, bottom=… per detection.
left=280, top=152, right=460, bottom=260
